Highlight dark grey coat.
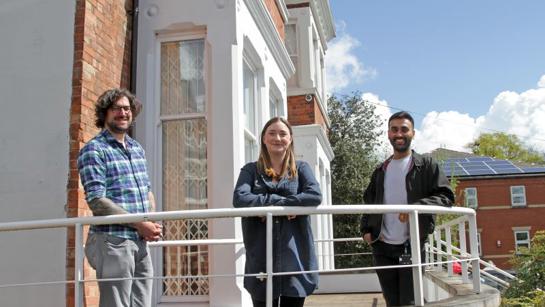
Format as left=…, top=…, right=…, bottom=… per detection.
left=233, top=160, right=322, bottom=300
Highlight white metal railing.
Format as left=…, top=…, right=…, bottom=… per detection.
left=430, top=216, right=517, bottom=290
left=0, top=205, right=479, bottom=307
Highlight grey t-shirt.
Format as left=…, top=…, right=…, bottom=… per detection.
left=381, top=154, right=411, bottom=244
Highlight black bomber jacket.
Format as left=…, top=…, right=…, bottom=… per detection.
left=360, top=151, right=455, bottom=243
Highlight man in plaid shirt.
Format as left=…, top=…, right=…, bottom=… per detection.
left=78, top=88, right=162, bottom=307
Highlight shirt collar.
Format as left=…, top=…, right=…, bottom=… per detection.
left=99, top=129, right=136, bottom=149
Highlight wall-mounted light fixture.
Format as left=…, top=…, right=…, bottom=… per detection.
left=496, top=240, right=502, bottom=248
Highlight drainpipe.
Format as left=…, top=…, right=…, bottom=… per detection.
left=130, top=0, right=139, bottom=93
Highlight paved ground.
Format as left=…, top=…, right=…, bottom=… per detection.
left=305, top=293, right=386, bottom=306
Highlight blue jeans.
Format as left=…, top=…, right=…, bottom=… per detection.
left=85, top=233, right=153, bottom=307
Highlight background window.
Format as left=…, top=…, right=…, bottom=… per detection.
left=160, top=38, right=208, bottom=296
left=514, top=230, right=530, bottom=252
left=464, top=187, right=478, bottom=209
left=510, top=185, right=526, bottom=207
left=243, top=60, right=258, bottom=163
left=285, top=23, right=298, bottom=87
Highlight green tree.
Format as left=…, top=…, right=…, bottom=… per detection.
left=467, top=132, right=545, bottom=164
left=328, top=93, right=383, bottom=269
left=502, top=231, right=545, bottom=306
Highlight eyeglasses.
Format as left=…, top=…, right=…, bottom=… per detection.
left=110, top=105, right=132, bottom=113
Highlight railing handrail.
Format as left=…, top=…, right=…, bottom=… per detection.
left=0, top=205, right=479, bottom=307
left=0, top=204, right=474, bottom=232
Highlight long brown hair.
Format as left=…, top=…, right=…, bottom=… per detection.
left=257, top=117, right=298, bottom=179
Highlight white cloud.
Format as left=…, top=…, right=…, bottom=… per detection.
left=412, top=111, right=481, bottom=154
left=538, top=74, right=545, bottom=88
left=325, top=22, right=376, bottom=94
left=361, top=92, right=392, bottom=159
left=414, top=75, right=545, bottom=154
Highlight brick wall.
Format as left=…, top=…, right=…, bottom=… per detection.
left=455, top=176, right=545, bottom=269
left=264, top=0, right=285, bottom=41
left=67, top=0, right=134, bottom=306
left=287, top=94, right=327, bottom=130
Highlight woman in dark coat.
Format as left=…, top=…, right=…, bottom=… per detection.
left=233, top=117, right=322, bottom=307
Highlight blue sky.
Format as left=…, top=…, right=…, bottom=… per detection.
left=326, top=1, right=545, bottom=154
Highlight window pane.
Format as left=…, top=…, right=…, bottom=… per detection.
left=161, top=39, right=205, bottom=116
left=161, top=119, right=208, bottom=296
left=245, top=137, right=256, bottom=163
left=516, top=232, right=528, bottom=241
left=512, top=186, right=524, bottom=194
left=243, top=62, right=256, bottom=134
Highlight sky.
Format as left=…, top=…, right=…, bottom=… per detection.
left=325, top=0, right=545, bottom=155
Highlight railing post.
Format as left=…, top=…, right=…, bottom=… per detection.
left=446, top=226, right=453, bottom=276
left=434, top=229, right=441, bottom=270
left=266, top=213, right=273, bottom=307
left=458, top=221, right=469, bottom=283
left=409, top=210, right=424, bottom=306
left=468, top=214, right=481, bottom=293
left=426, top=234, right=432, bottom=269
left=75, top=223, right=84, bottom=307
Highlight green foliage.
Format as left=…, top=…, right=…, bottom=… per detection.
left=467, top=132, right=545, bottom=164
left=328, top=93, right=383, bottom=269
left=502, top=231, right=545, bottom=306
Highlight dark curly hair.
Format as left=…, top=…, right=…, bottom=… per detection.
left=94, top=88, right=141, bottom=128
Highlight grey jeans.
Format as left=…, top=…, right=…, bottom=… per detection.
left=85, top=233, right=153, bottom=307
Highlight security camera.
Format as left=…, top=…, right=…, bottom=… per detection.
left=304, top=94, right=313, bottom=103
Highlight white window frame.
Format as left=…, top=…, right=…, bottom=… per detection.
left=510, top=185, right=527, bottom=207
left=513, top=229, right=530, bottom=253
left=464, top=187, right=478, bottom=209
left=154, top=31, right=210, bottom=303
left=268, top=79, right=284, bottom=118
left=285, top=22, right=298, bottom=87
left=243, top=59, right=259, bottom=163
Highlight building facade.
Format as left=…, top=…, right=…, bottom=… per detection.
left=435, top=149, right=545, bottom=270
left=0, top=0, right=335, bottom=306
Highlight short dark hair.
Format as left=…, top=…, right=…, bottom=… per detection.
left=388, top=111, right=414, bottom=128
left=94, top=88, right=141, bottom=128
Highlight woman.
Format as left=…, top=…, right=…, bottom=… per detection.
left=233, top=117, right=322, bottom=307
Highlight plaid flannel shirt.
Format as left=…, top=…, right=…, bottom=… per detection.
left=78, top=129, right=152, bottom=240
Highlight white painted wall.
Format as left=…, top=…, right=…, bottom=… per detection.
left=292, top=125, right=335, bottom=271
left=0, top=1, right=74, bottom=306
left=136, top=1, right=287, bottom=306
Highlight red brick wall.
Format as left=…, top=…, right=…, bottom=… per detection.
left=287, top=94, right=327, bottom=130
left=67, top=0, right=134, bottom=306
left=455, top=176, right=545, bottom=269
left=264, top=0, right=285, bottom=41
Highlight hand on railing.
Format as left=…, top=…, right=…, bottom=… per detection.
left=134, top=221, right=163, bottom=241
left=362, top=233, right=372, bottom=244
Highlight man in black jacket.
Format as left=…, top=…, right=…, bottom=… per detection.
left=360, top=111, right=454, bottom=306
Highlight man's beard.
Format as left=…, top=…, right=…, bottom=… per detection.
left=390, top=137, right=412, bottom=153
left=106, top=117, right=132, bottom=134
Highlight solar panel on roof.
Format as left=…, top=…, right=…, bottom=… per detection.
left=521, top=167, right=545, bottom=173
left=466, top=157, right=494, bottom=162
left=441, top=156, right=545, bottom=176
left=494, top=168, right=523, bottom=174
left=466, top=169, right=495, bottom=176
left=486, top=160, right=515, bottom=166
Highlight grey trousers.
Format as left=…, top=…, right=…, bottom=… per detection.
left=85, top=233, right=153, bottom=307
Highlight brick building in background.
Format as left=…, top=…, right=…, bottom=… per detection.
left=0, top=0, right=335, bottom=306
left=433, top=148, right=545, bottom=270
